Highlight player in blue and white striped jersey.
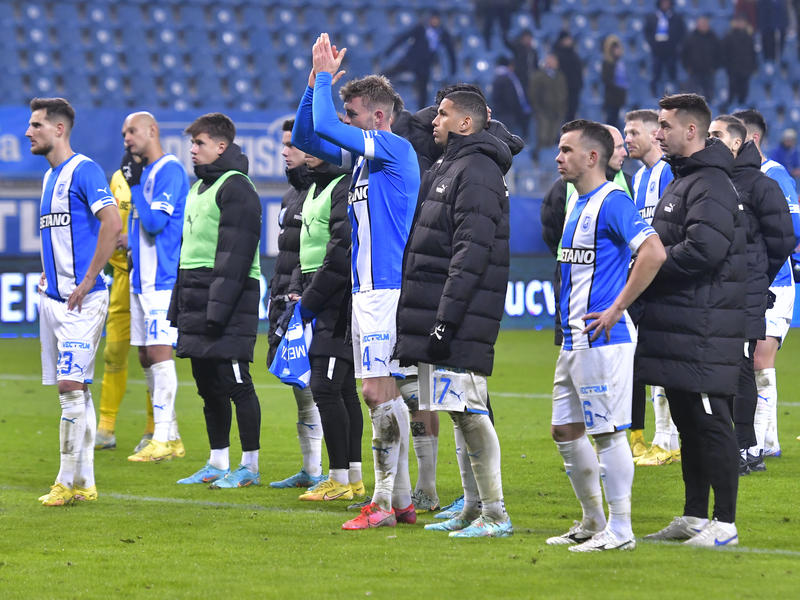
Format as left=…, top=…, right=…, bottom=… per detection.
left=292, top=33, right=420, bottom=529
left=623, top=109, right=679, bottom=467
left=549, top=120, right=665, bottom=552
left=733, top=109, right=800, bottom=460
left=121, top=112, right=190, bottom=463
left=27, top=97, right=122, bottom=506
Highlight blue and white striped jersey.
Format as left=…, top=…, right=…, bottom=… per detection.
left=559, top=182, right=657, bottom=350
left=761, top=159, right=800, bottom=287
left=292, top=73, right=420, bottom=292
left=39, top=153, right=116, bottom=302
left=129, top=154, right=188, bottom=294
left=632, top=159, right=673, bottom=225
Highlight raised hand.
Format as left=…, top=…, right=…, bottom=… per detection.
left=308, top=39, right=347, bottom=87
left=312, top=33, right=347, bottom=77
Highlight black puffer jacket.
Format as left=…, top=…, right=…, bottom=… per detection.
left=395, top=130, right=512, bottom=375
left=732, top=141, right=795, bottom=339
left=295, top=162, right=353, bottom=361
left=636, top=138, right=747, bottom=395
left=266, top=166, right=311, bottom=364
left=168, top=143, right=261, bottom=361
left=394, top=105, right=524, bottom=173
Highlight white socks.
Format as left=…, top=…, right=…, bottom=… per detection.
left=400, top=376, right=440, bottom=503
left=56, top=390, right=86, bottom=488
left=455, top=411, right=507, bottom=521
left=453, top=420, right=480, bottom=521
left=391, top=397, right=412, bottom=509
left=210, top=448, right=258, bottom=472
left=150, top=360, right=178, bottom=443
left=74, top=390, right=96, bottom=489
left=555, top=435, right=606, bottom=532
left=330, top=468, right=349, bottom=486
left=755, top=368, right=779, bottom=454
left=595, top=431, right=634, bottom=539
left=652, top=387, right=678, bottom=450
left=412, top=434, right=438, bottom=499
left=241, top=450, right=259, bottom=473
left=293, top=387, right=322, bottom=477
left=349, top=462, right=362, bottom=485
left=210, top=447, right=230, bottom=471
left=369, top=400, right=402, bottom=511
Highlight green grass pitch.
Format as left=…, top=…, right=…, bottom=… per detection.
left=1, top=330, right=799, bottom=599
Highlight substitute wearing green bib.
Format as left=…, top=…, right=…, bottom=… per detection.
left=181, top=170, right=261, bottom=279
left=299, top=174, right=346, bottom=273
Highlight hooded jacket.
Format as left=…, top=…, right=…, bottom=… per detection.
left=395, top=129, right=512, bottom=375
left=731, top=140, right=795, bottom=339
left=394, top=105, right=524, bottom=173
left=636, top=138, right=747, bottom=395
left=294, top=162, right=353, bottom=362
left=168, top=143, right=262, bottom=361
left=267, top=165, right=311, bottom=364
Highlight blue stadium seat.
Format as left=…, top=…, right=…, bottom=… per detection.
left=178, top=3, right=207, bottom=27
left=241, top=4, right=269, bottom=30
left=116, top=4, right=143, bottom=28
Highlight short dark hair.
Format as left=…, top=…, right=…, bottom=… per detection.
left=340, top=75, right=397, bottom=113
left=561, top=119, right=614, bottom=165
left=392, top=91, right=405, bottom=117
left=443, top=90, right=488, bottom=132
left=29, top=97, right=75, bottom=130
left=713, top=114, right=747, bottom=144
left=435, top=82, right=486, bottom=106
left=732, top=109, right=767, bottom=138
left=658, top=93, right=711, bottom=136
left=185, top=112, right=236, bottom=144
left=625, top=109, right=659, bottom=125
left=282, top=118, right=294, bottom=132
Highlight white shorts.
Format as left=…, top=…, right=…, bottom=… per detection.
left=130, top=289, right=177, bottom=347
left=765, top=285, right=795, bottom=345
left=352, top=288, right=415, bottom=379
left=552, top=343, right=635, bottom=435
left=40, top=290, right=108, bottom=385
left=417, top=363, right=489, bottom=414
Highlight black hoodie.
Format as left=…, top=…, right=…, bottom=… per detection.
left=168, top=143, right=262, bottom=362
left=636, top=138, right=747, bottom=395
left=267, top=164, right=311, bottom=364
left=732, top=140, right=795, bottom=339
left=293, top=161, right=354, bottom=362
left=395, top=129, right=511, bottom=375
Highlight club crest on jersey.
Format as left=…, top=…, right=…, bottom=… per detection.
left=558, top=247, right=596, bottom=264
left=580, top=215, right=592, bottom=232
left=649, top=180, right=656, bottom=193
left=56, top=182, right=67, bottom=197
left=144, top=178, right=154, bottom=195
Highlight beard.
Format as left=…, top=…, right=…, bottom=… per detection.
left=30, top=141, right=53, bottom=156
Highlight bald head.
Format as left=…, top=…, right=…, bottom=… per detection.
left=122, top=111, right=162, bottom=162
left=605, top=124, right=627, bottom=172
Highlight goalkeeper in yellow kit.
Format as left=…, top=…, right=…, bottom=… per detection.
left=95, top=151, right=155, bottom=452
